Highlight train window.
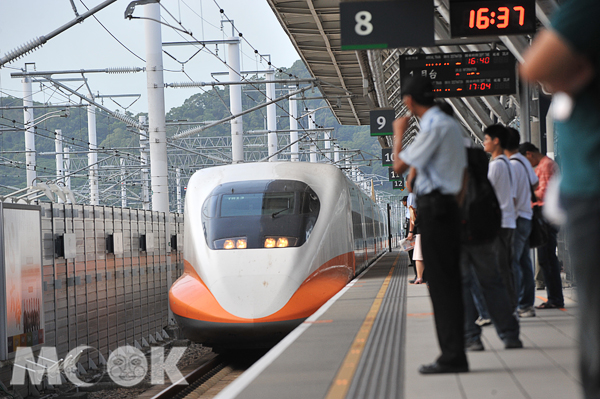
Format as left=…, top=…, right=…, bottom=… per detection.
left=202, top=195, right=218, bottom=218
left=301, top=189, right=320, bottom=214
left=220, top=193, right=295, bottom=217
left=202, top=180, right=320, bottom=249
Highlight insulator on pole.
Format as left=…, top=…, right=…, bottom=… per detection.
left=106, top=67, right=144, bottom=74
left=0, top=37, right=46, bottom=67
left=111, top=111, right=144, bottom=129
left=166, top=81, right=206, bottom=88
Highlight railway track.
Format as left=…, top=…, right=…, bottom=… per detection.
left=149, top=350, right=265, bottom=399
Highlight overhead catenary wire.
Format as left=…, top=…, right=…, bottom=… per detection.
left=158, top=13, right=322, bottom=147
left=1, top=1, right=367, bottom=197
left=78, top=0, right=146, bottom=63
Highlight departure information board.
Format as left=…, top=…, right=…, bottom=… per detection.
left=399, top=50, right=516, bottom=98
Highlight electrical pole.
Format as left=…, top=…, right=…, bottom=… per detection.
left=64, top=147, right=71, bottom=200
left=22, top=64, right=36, bottom=188
left=266, top=66, right=277, bottom=161
left=144, top=2, right=172, bottom=324
left=334, top=144, right=340, bottom=164
left=88, top=105, right=99, bottom=205
left=176, top=168, right=182, bottom=214
left=324, top=131, right=331, bottom=162
left=144, top=3, right=169, bottom=212
left=289, top=86, right=299, bottom=162
left=139, top=115, right=150, bottom=210
left=55, top=129, right=64, bottom=203
left=120, top=158, right=127, bottom=208
left=227, top=37, right=243, bottom=163
left=308, top=112, right=317, bottom=163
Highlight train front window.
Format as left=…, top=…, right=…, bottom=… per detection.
left=202, top=180, right=319, bottom=249
left=220, top=193, right=295, bottom=217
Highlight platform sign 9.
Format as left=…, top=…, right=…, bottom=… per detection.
left=340, top=1, right=435, bottom=51
left=388, top=168, right=402, bottom=181
left=370, top=109, right=395, bottom=136
left=382, top=148, right=394, bottom=166
left=392, top=179, right=405, bottom=190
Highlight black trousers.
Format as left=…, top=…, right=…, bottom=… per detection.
left=417, top=192, right=467, bottom=367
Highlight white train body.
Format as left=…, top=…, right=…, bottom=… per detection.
left=169, top=162, right=387, bottom=347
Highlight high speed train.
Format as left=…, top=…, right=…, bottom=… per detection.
left=169, top=162, right=388, bottom=347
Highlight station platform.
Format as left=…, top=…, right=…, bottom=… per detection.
left=215, top=250, right=581, bottom=399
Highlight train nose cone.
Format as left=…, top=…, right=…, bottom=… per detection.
left=211, top=275, right=300, bottom=319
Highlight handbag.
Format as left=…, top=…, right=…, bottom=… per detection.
left=529, top=203, right=549, bottom=248
left=513, top=158, right=549, bottom=248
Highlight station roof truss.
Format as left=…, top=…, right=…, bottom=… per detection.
left=268, top=0, right=559, bottom=148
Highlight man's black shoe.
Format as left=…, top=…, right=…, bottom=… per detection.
left=504, top=338, right=523, bottom=349
left=418, top=362, right=469, bottom=374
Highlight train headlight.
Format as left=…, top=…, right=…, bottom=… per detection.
left=214, top=237, right=247, bottom=249
left=264, top=237, right=298, bottom=248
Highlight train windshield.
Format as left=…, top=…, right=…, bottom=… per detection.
left=202, top=180, right=319, bottom=249
left=220, top=193, right=295, bottom=217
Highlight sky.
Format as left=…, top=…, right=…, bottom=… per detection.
left=0, top=0, right=300, bottom=114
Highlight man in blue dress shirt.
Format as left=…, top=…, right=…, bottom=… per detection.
left=393, top=75, right=468, bottom=374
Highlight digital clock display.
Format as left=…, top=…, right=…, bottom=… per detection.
left=399, top=50, right=516, bottom=98
left=449, top=0, right=536, bottom=38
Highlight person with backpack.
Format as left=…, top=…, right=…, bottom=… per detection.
left=483, top=125, right=518, bottom=310
left=506, top=129, right=539, bottom=318
left=393, top=75, right=468, bottom=374
left=519, top=142, right=565, bottom=310
left=460, top=141, right=523, bottom=351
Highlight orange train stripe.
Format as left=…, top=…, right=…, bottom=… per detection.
left=169, top=252, right=356, bottom=324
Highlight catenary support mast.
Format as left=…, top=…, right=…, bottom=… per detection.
left=88, top=105, right=99, bottom=205
left=228, top=38, right=243, bottom=163
left=22, top=65, right=36, bottom=188
left=289, top=87, right=299, bottom=162
left=266, top=67, right=278, bottom=161
left=143, top=2, right=172, bottom=323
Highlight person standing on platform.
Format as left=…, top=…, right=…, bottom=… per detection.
left=403, top=193, right=417, bottom=281
left=506, top=128, right=539, bottom=318
left=461, top=141, right=523, bottom=352
left=393, top=75, right=468, bottom=374
left=406, top=172, right=425, bottom=285
left=520, top=0, right=600, bottom=396
left=519, top=142, right=565, bottom=310
left=483, top=125, right=519, bottom=312
left=402, top=196, right=409, bottom=237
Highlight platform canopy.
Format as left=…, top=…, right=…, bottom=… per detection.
left=267, top=0, right=559, bottom=149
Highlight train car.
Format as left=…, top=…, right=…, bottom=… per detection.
left=169, top=162, right=387, bottom=348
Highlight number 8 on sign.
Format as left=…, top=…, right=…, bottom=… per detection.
left=355, top=11, right=373, bottom=36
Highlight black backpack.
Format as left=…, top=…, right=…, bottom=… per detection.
left=460, top=147, right=502, bottom=245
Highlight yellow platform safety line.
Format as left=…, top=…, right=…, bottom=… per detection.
left=325, top=253, right=400, bottom=399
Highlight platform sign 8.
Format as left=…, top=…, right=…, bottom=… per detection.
left=340, top=1, right=435, bottom=51
left=370, top=109, right=395, bottom=136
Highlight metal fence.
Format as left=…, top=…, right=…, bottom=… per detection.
left=0, top=202, right=183, bottom=378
